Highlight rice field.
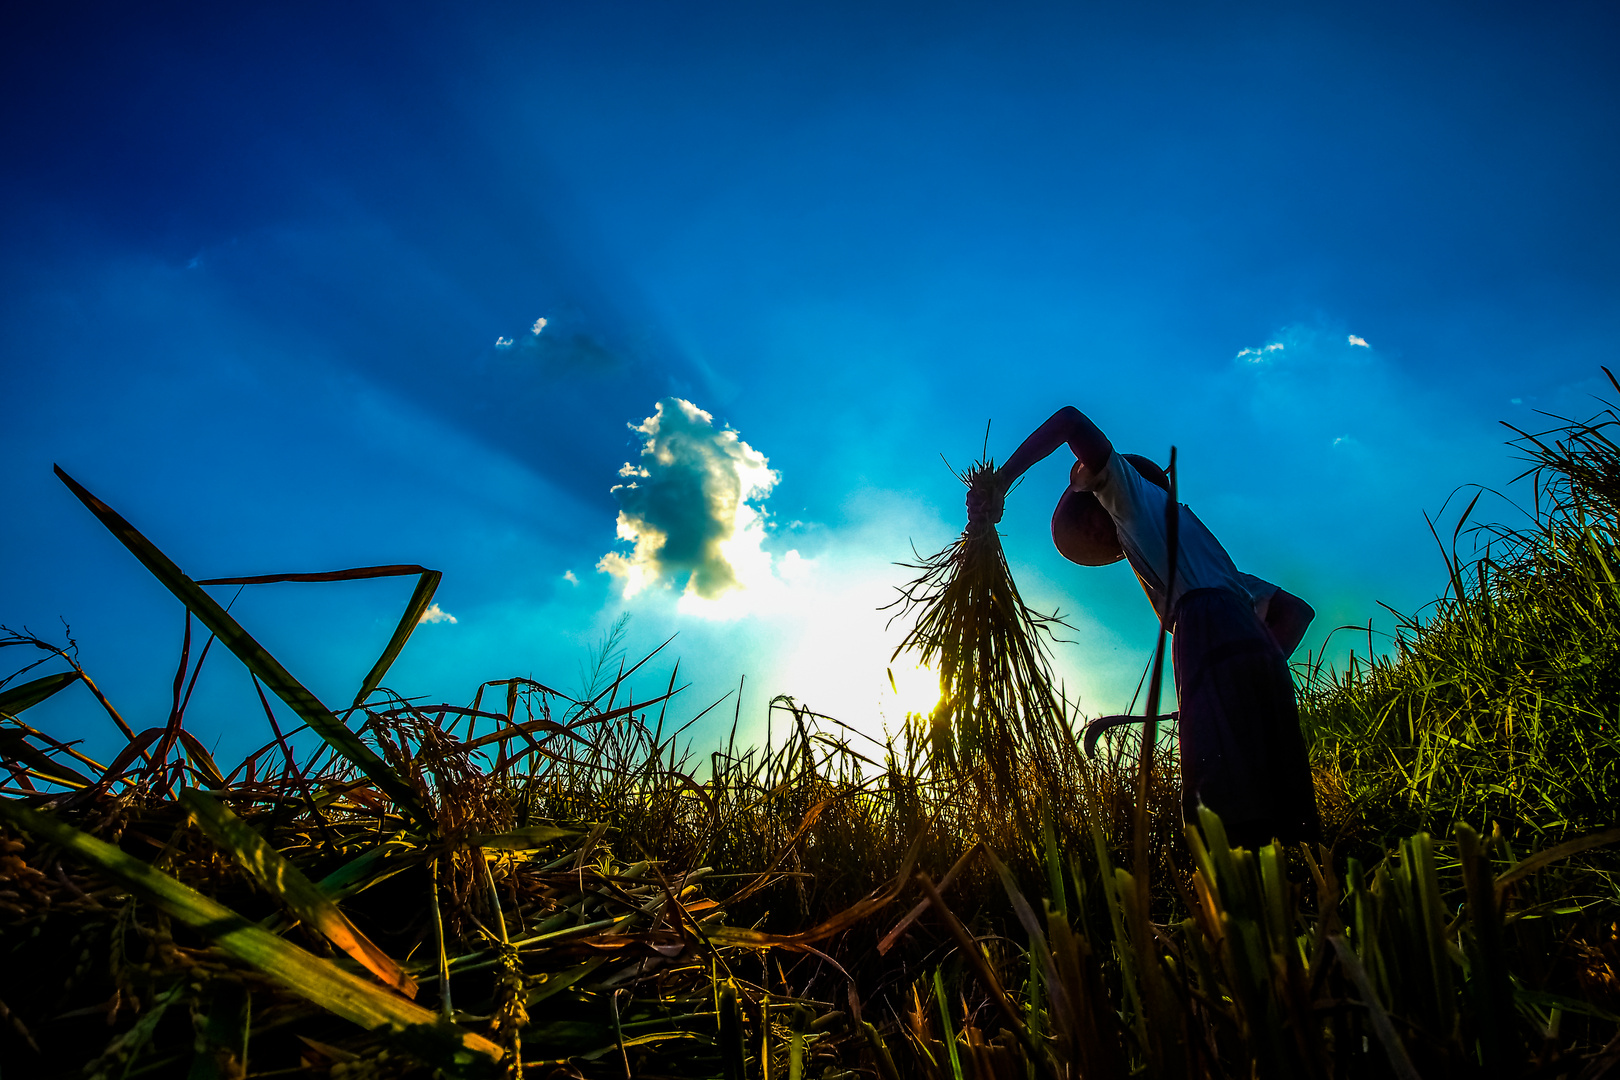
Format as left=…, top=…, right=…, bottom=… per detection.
left=3, top=388, right=1620, bottom=1077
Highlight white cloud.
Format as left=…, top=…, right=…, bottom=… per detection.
left=598, top=398, right=789, bottom=611
left=563, top=570, right=579, bottom=584
left=418, top=603, right=458, bottom=625
left=1225, top=323, right=1461, bottom=488
left=495, top=336, right=513, bottom=349
left=532, top=317, right=547, bottom=336
left=1236, top=341, right=1286, bottom=362
left=586, top=485, right=967, bottom=740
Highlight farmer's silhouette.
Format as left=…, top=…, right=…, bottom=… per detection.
left=969, top=406, right=1321, bottom=848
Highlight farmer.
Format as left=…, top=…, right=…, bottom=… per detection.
left=968, top=406, right=1321, bottom=848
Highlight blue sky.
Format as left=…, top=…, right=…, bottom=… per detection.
left=4, top=1, right=1618, bottom=767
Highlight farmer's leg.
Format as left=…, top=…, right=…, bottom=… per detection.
left=1173, top=588, right=1321, bottom=848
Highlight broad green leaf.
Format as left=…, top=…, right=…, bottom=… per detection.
left=53, top=467, right=434, bottom=831
left=0, top=670, right=81, bottom=717
left=181, top=790, right=419, bottom=998
left=0, top=800, right=500, bottom=1070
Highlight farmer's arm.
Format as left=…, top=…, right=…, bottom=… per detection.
left=1264, top=589, right=1315, bottom=657
left=967, top=407, right=1113, bottom=524
left=998, top=406, right=1113, bottom=487
left=966, top=407, right=1112, bottom=523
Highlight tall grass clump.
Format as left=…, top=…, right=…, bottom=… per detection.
left=1302, top=372, right=1620, bottom=853
left=0, top=464, right=1192, bottom=1077
left=0, top=469, right=892, bottom=1078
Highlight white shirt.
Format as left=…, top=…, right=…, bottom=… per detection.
left=1073, top=451, right=1278, bottom=627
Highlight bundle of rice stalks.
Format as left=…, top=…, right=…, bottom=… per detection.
left=886, top=462, right=1078, bottom=803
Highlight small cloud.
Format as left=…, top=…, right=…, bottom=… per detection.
left=495, top=337, right=513, bottom=349
left=1236, top=341, right=1286, bottom=363
left=1347, top=335, right=1369, bottom=348
left=1330, top=435, right=1359, bottom=449
left=598, top=397, right=780, bottom=604
left=418, top=603, right=458, bottom=625
left=563, top=570, right=579, bottom=584
left=532, top=317, right=547, bottom=335
left=1510, top=397, right=1522, bottom=405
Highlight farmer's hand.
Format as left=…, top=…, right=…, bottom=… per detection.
left=966, top=481, right=1004, bottom=525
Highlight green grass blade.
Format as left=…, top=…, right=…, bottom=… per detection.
left=1039, top=799, right=1067, bottom=921
left=1408, top=834, right=1456, bottom=1033
left=1493, top=825, right=1620, bottom=896
left=0, top=800, right=500, bottom=1070
left=192, top=563, right=444, bottom=714
left=718, top=981, right=748, bottom=1080
left=861, top=1021, right=904, bottom=1080
left=788, top=1007, right=809, bottom=1080
left=467, top=824, right=582, bottom=850
left=353, top=569, right=441, bottom=709
left=315, top=837, right=420, bottom=900
left=1456, top=824, right=1522, bottom=1074
left=1328, top=935, right=1421, bottom=1080
left=984, top=845, right=1059, bottom=990
left=1258, top=841, right=1293, bottom=957
left=175, top=729, right=227, bottom=787
left=181, top=790, right=419, bottom=998
left=186, top=980, right=249, bottom=1080
left=52, top=466, right=434, bottom=830
left=0, top=729, right=94, bottom=788
left=932, top=968, right=965, bottom=1080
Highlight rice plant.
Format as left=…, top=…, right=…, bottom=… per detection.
left=1301, top=372, right=1620, bottom=855
left=878, top=812, right=1620, bottom=1080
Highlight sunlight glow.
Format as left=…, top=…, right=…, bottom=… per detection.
left=886, top=660, right=942, bottom=721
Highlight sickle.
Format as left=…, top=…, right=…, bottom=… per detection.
left=1081, top=711, right=1179, bottom=758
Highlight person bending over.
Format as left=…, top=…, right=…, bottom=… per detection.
left=968, top=406, right=1321, bottom=848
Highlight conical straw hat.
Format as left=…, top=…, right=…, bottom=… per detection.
left=1050, top=453, right=1169, bottom=566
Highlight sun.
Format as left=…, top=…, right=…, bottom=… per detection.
left=885, top=660, right=941, bottom=721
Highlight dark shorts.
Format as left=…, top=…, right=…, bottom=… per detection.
left=1172, top=587, right=1321, bottom=848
